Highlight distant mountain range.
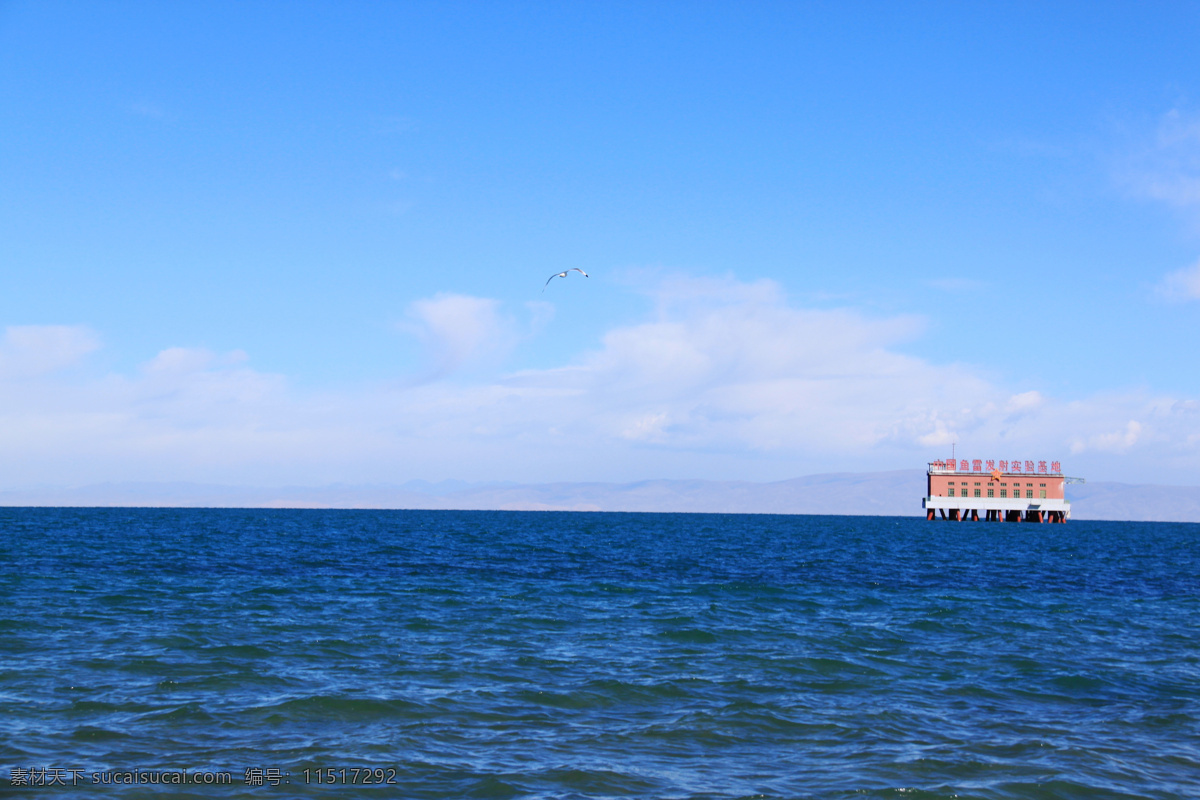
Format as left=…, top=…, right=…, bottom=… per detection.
left=1, top=470, right=1198, bottom=522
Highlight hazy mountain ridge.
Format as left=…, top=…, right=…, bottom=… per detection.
left=2, top=470, right=1198, bottom=522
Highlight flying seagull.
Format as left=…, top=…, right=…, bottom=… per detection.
left=543, top=268, right=589, bottom=291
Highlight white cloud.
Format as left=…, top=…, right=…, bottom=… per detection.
left=524, top=300, right=556, bottom=337
left=1123, top=109, right=1200, bottom=211
left=1071, top=420, right=1143, bottom=454
left=402, top=293, right=517, bottom=378
left=527, top=278, right=950, bottom=456
left=387, top=277, right=1200, bottom=481
left=1121, top=110, right=1200, bottom=301
left=1007, top=390, right=1044, bottom=411
left=1157, top=259, right=1200, bottom=301
left=1, top=277, right=1199, bottom=487
left=0, top=325, right=100, bottom=378
left=143, top=347, right=217, bottom=374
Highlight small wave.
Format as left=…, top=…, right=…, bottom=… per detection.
left=250, top=694, right=429, bottom=723
left=201, top=643, right=274, bottom=659
left=70, top=699, right=155, bottom=714
left=991, top=778, right=1150, bottom=799
left=657, top=627, right=720, bottom=644
left=789, top=656, right=889, bottom=678
left=70, top=725, right=131, bottom=741
left=135, top=702, right=216, bottom=723
left=514, top=688, right=611, bottom=710
left=455, top=777, right=524, bottom=798
left=535, top=766, right=661, bottom=795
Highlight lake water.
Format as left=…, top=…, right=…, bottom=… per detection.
left=2, top=508, right=1198, bottom=798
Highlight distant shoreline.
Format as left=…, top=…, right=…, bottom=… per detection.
left=2, top=470, right=1198, bottom=522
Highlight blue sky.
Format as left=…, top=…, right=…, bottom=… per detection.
left=2, top=1, right=1200, bottom=487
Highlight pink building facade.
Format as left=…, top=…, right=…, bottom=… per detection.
left=923, top=458, right=1070, bottom=522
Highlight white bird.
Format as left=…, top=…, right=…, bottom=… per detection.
left=543, top=267, right=589, bottom=291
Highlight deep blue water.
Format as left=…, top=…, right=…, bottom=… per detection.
left=2, top=508, right=1198, bottom=799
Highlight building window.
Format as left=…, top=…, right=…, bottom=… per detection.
left=988, top=489, right=994, bottom=497
left=1039, top=483, right=1046, bottom=487
left=974, top=489, right=981, bottom=497
left=948, top=487, right=955, bottom=497
left=1026, top=489, right=1033, bottom=498
left=1040, top=490, right=1047, bottom=499
left=1000, top=489, right=1007, bottom=497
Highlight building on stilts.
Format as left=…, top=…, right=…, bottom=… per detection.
left=923, top=458, right=1081, bottom=523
